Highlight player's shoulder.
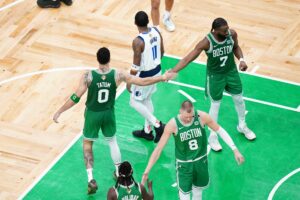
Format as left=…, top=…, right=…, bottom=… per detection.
left=229, top=29, right=237, bottom=37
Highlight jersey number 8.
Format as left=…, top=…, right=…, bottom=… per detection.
left=188, top=139, right=199, bottom=150
left=98, top=89, right=109, bottom=103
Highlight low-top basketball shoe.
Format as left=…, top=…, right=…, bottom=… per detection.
left=132, top=129, right=154, bottom=141
left=162, top=14, right=175, bottom=32
left=37, top=0, right=60, bottom=8
left=60, top=0, right=72, bottom=6
left=208, top=133, right=222, bottom=152
left=237, top=124, right=256, bottom=141
left=87, top=179, right=98, bottom=195
left=154, top=122, right=165, bottom=143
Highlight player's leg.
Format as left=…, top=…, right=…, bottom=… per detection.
left=176, top=161, right=193, bottom=200
left=192, top=157, right=209, bottom=200
left=206, top=73, right=226, bottom=151
left=102, top=109, right=122, bottom=177
left=163, top=0, right=175, bottom=31
left=83, top=109, right=100, bottom=194
left=226, top=70, right=256, bottom=140
left=151, top=0, right=161, bottom=28
left=130, top=96, right=164, bottom=142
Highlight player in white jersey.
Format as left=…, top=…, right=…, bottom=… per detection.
left=128, top=11, right=165, bottom=143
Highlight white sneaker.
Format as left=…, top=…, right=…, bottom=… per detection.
left=208, top=133, right=222, bottom=152
left=162, top=14, right=175, bottom=32
left=237, top=124, right=256, bottom=141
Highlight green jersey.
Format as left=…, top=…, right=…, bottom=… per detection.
left=174, top=110, right=207, bottom=162
left=205, top=30, right=236, bottom=74
left=85, top=69, right=117, bottom=111
left=114, top=183, right=142, bottom=200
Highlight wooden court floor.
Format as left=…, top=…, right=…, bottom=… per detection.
left=0, top=0, right=299, bottom=199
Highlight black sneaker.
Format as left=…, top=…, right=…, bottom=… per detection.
left=37, top=0, right=60, bottom=8
left=87, top=179, right=98, bottom=195
left=132, top=129, right=154, bottom=141
left=154, top=122, right=165, bottom=143
left=60, top=0, right=72, bottom=6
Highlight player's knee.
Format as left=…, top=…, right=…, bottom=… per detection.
left=151, top=0, right=160, bottom=9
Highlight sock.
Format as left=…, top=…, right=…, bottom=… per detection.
left=130, top=97, right=158, bottom=127
left=209, top=101, right=221, bottom=138
left=232, top=94, right=246, bottom=127
left=163, top=11, right=171, bottom=19
left=192, top=187, right=203, bottom=200
left=144, top=124, right=151, bottom=134
left=87, top=168, right=93, bottom=182
left=144, top=98, right=155, bottom=132
left=179, top=190, right=190, bottom=200
left=106, top=136, right=121, bottom=176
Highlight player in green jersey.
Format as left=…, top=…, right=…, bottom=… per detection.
left=107, top=161, right=154, bottom=200
left=171, top=18, right=256, bottom=152
left=142, top=100, right=244, bottom=200
left=53, top=47, right=175, bottom=195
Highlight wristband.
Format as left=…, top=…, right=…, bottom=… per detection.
left=239, top=58, right=245, bottom=63
left=70, top=93, right=80, bottom=103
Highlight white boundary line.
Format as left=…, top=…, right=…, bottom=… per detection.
left=2, top=67, right=126, bottom=199
left=268, top=168, right=300, bottom=200
left=178, top=89, right=196, bottom=103
left=0, top=0, right=25, bottom=12
left=168, top=80, right=299, bottom=112
left=164, top=54, right=300, bottom=86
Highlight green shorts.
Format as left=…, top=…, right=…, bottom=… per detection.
left=176, top=155, right=209, bottom=194
left=83, top=108, right=116, bottom=140
left=206, top=69, right=243, bottom=101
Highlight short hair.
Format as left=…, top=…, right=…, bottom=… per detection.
left=97, top=47, right=110, bottom=65
left=211, top=17, right=228, bottom=32
left=181, top=100, right=194, bottom=113
left=135, top=11, right=149, bottom=27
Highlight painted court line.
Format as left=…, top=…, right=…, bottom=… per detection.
left=268, top=168, right=300, bottom=200
left=178, top=89, right=196, bottom=103
left=168, top=80, right=299, bottom=112
left=164, top=54, right=300, bottom=86
left=0, top=67, right=126, bottom=199
left=0, top=0, right=25, bottom=12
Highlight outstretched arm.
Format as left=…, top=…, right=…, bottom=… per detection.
left=198, top=111, right=244, bottom=165
left=140, top=182, right=154, bottom=200
left=107, top=188, right=117, bottom=200
left=231, top=29, right=247, bottom=71
left=53, top=72, right=89, bottom=123
left=171, top=37, right=209, bottom=73
left=142, top=119, right=176, bottom=185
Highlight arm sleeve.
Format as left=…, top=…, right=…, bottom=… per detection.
left=216, top=127, right=237, bottom=150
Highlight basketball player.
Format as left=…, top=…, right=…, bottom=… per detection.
left=53, top=47, right=174, bottom=195
left=128, top=11, right=166, bottom=143
left=151, top=0, right=175, bottom=32
left=37, top=0, right=72, bottom=8
left=171, top=18, right=256, bottom=152
left=107, top=161, right=154, bottom=200
left=142, top=100, right=244, bottom=200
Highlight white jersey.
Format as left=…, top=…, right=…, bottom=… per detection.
left=138, top=27, right=161, bottom=71
left=131, top=27, right=162, bottom=100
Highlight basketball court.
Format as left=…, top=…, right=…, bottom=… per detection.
left=0, top=0, right=299, bottom=199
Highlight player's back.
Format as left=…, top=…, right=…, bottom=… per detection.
left=114, top=183, right=142, bottom=200
left=85, top=69, right=117, bottom=111
left=137, top=27, right=161, bottom=72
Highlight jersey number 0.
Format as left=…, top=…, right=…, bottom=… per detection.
left=98, top=89, right=109, bottom=103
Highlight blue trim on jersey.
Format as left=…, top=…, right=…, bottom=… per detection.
left=137, top=36, right=144, bottom=43
left=141, top=27, right=151, bottom=34
left=139, top=64, right=161, bottom=78
left=152, top=26, right=160, bottom=34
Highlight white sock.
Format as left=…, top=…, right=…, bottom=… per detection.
left=192, top=187, right=203, bottom=200
left=130, top=97, right=158, bottom=129
left=87, top=168, right=93, bottom=182
left=179, top=190, right=190, bottom=200
left=164, top=11, right=171, bottom=19
left=232, top=94, right=246, bottom=127
left=106, top=136, right=121, bottom=176
left=209, top=101, right=221, bottom=138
